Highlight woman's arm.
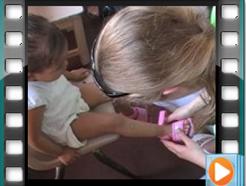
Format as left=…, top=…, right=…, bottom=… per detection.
left=28, top=106, right=64, bottom=157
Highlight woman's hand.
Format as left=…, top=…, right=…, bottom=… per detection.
left=58, top=147, right=81, bottom=166
left=162, top=130, right=206, bottom=169
left=167, top=103, right=194, bottom=122
left=167, top=95, right=207, bottom=122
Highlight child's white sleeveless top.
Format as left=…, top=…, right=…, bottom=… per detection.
left=28, top=75, right=89, bottom=145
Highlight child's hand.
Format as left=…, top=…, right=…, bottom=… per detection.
left=58, top=147, right=81, bottom=166
left=162, top=130, right=206, bottom=169
left=66, top=68, right=90, bottom=82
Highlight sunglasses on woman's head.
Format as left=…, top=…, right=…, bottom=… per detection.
left=91, top=40, right=129, bottom=98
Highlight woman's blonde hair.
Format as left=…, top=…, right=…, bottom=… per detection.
left=95, top=6, right=215, bottom=129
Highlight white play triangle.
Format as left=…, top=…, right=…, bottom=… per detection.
left=215, top=162, right=230, bottom=181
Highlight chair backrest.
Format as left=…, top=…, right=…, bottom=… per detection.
left=28, top=102, right=119, bottom=171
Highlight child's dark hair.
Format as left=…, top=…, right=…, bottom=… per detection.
left=28, top=15, right=67, bottom=73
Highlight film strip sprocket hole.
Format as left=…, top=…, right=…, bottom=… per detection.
left=4, top=0, right=25, bottom=185
left=218, top=0, right=242, bottom=154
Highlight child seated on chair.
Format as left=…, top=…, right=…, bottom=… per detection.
left=28, top=15, right=192, bottom=165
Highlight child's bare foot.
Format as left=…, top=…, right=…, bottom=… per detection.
left=163, top=124, right=172, bottom=135
left=160, top=119, right=192, bottom=141
left=113, top=100, right=149, bottom=122
left=112, top=100, right=133, bottom=115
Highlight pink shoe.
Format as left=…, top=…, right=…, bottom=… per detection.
left=128, top=107, right=148, bottom=121
left=158, top=110, right=168, bottom=126
left=157, top=110, right=170, bottom=140
left=158, top=110, right=194, bottom=142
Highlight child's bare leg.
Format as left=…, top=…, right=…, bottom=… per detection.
left=71, top=113, right=192, bottom=142
left=71, top=113, right=172, bottom=141
left=79, top=83, right=110, bottom=108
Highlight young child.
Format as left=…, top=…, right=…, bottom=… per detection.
left=93, top=6, right=215, bottom=131
left=28, top=15, right=192, bottom=165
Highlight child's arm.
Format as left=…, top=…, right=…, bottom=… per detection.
left=28, top=107, right=80, bottom=165
left=162, top=130, right=206, bottom=169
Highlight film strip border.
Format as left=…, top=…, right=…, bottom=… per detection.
left=4, top=0, right=25, bottom=185
left=217, top=0, right=244, bottom=155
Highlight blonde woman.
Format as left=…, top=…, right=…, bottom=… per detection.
left=93, top=6, right=215, bottom=132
